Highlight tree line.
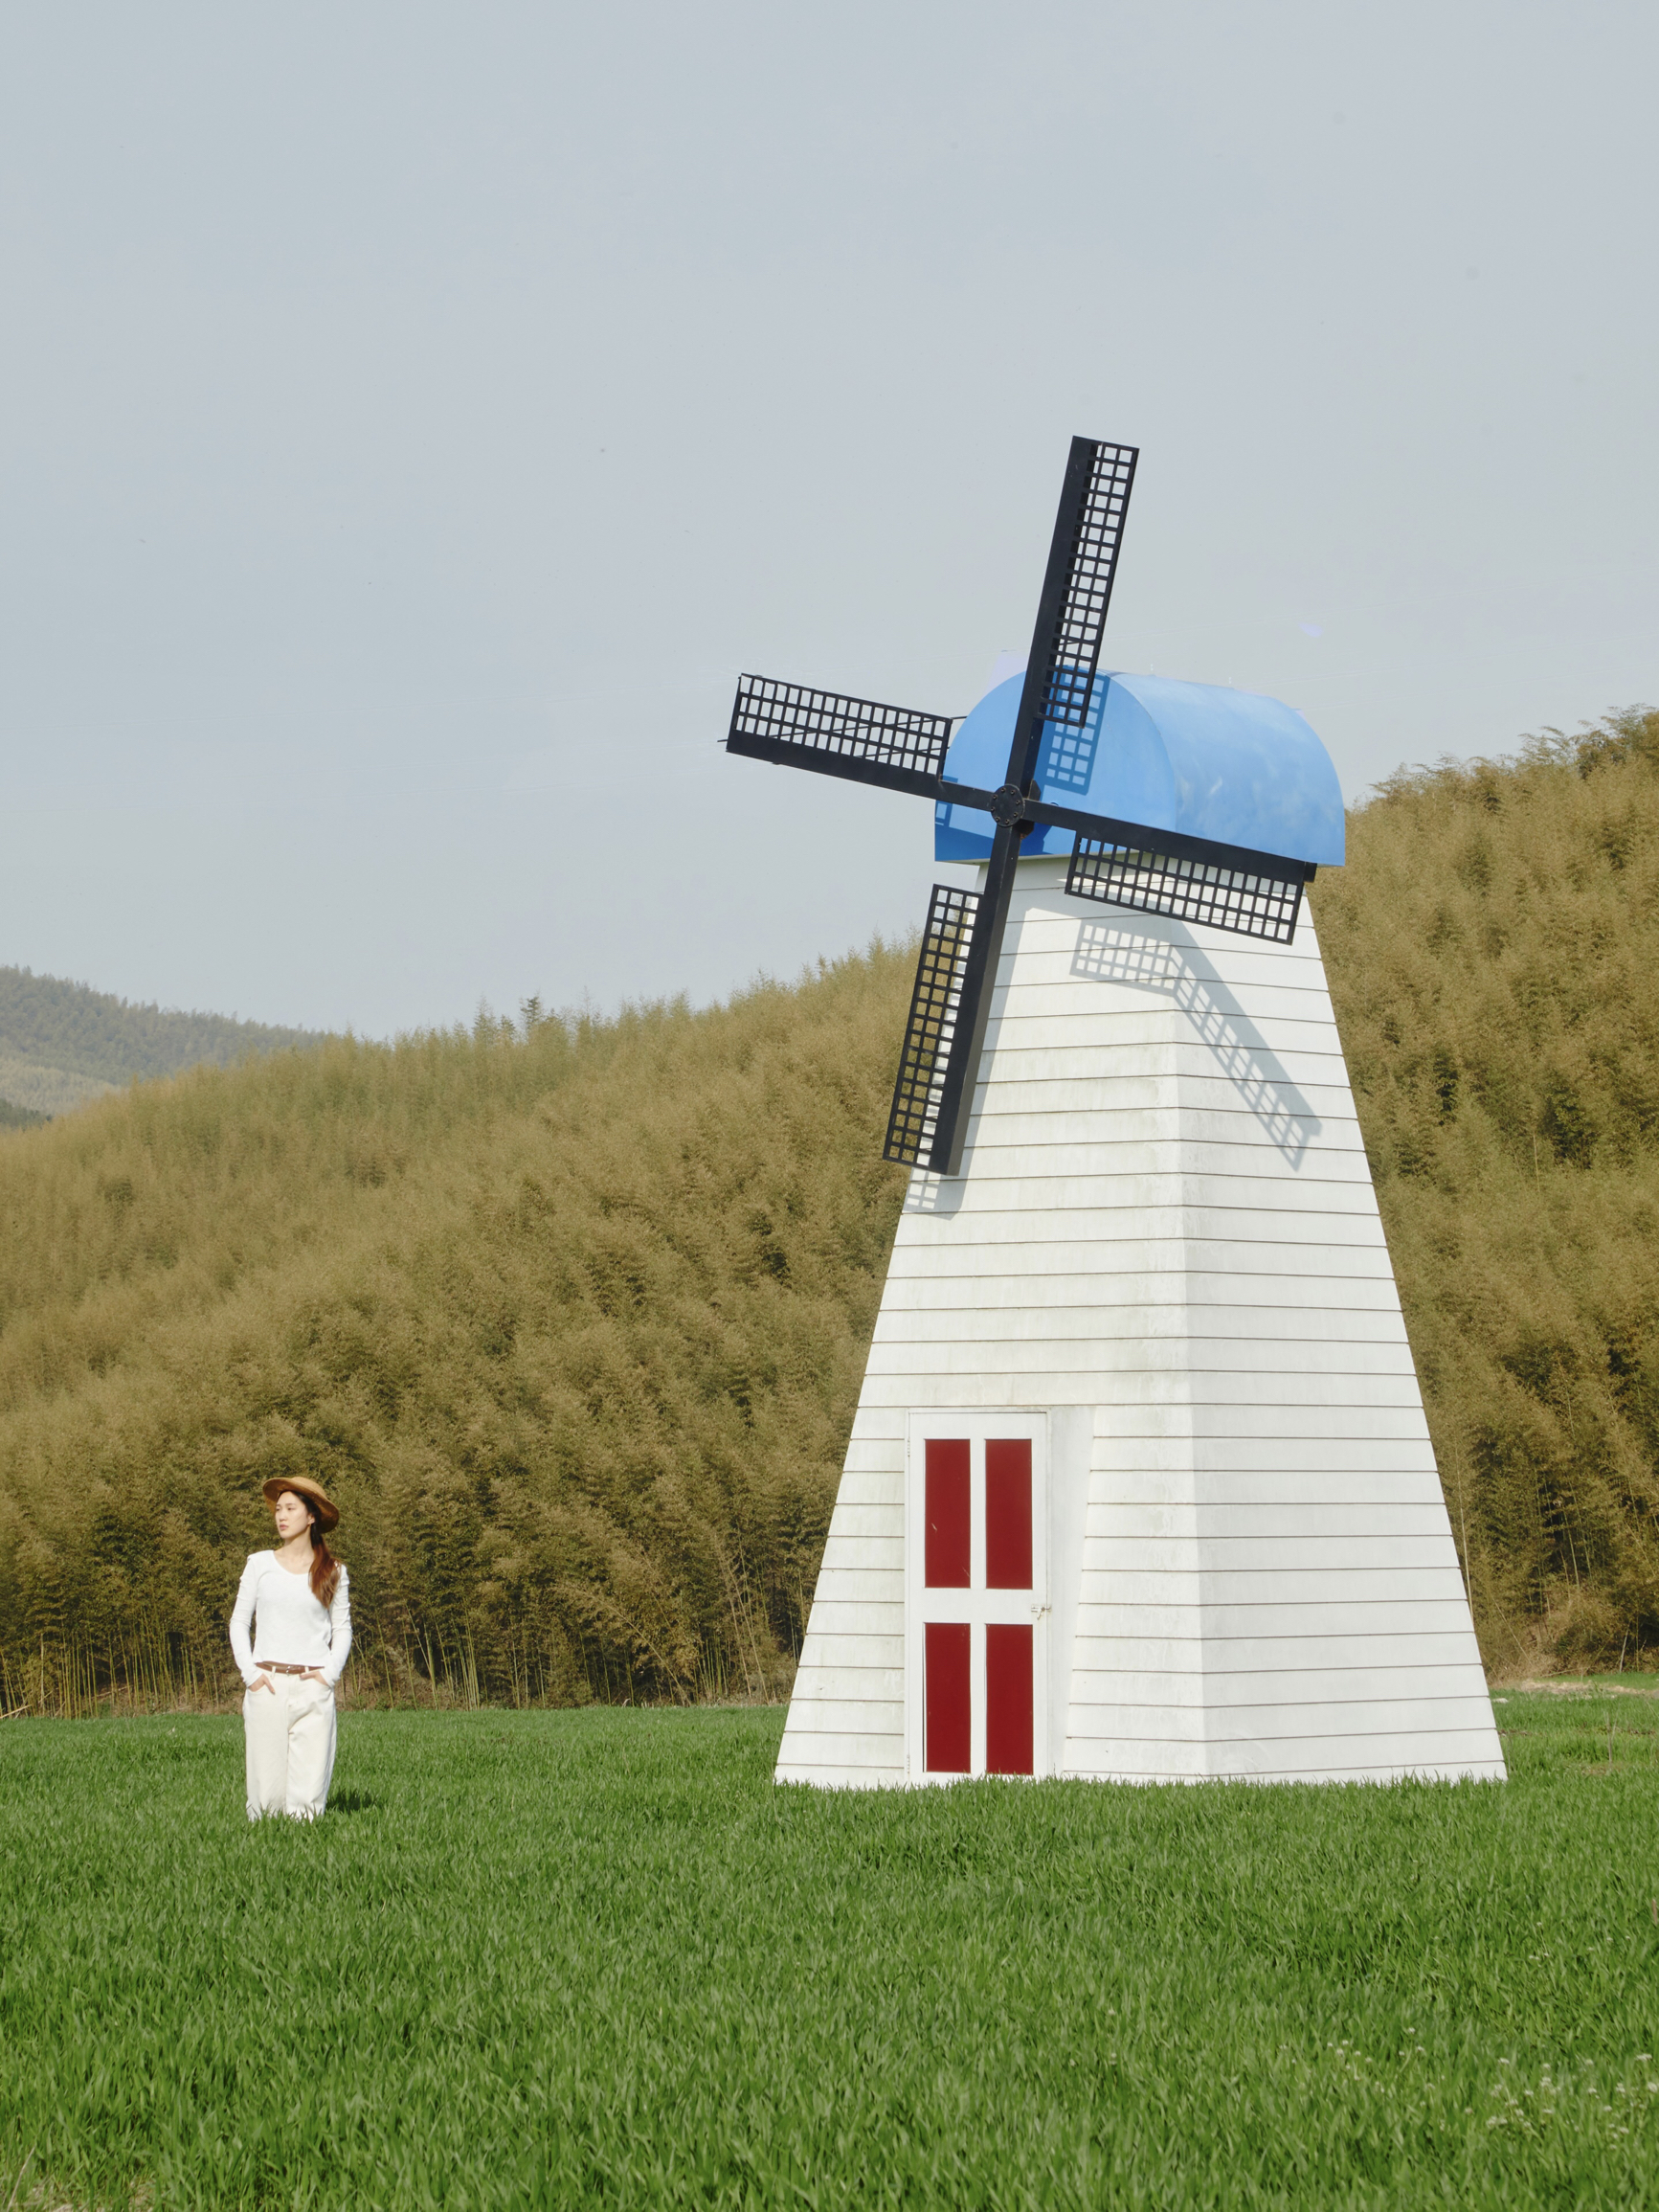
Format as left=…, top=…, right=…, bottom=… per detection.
left=0, top=963, right=320, bottom=1093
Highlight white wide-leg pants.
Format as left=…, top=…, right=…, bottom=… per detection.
left=243, top=1675, right=337, bottom=1820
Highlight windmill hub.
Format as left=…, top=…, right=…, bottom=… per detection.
left=723, top=435, right=1320, bottom=1177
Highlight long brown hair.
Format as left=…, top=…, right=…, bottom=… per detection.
left=302, top=1498, right=341, bottom=1609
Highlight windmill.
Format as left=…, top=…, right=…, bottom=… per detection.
left=726, top=438, right=1315, bottom=1177
left=727, top=438, right=1505, bottom=1792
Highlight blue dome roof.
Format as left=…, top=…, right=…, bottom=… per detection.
left=936, top=669, right=1346, bottom=868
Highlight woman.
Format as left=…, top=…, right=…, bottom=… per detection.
left=229, top=1476, right=351, bottom=1820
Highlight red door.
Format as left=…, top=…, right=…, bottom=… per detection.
left=917, top=1433, right=1041, bottom=1777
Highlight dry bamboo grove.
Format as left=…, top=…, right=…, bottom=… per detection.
left=3, top=706, right=1658, bottom=1709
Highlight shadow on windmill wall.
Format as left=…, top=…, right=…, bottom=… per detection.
left=1069, top=920, right=1321, bottom=1168
left=1036, top=667, right=1106, bottom=795
left=903, top=1168, right=966, bottom=1219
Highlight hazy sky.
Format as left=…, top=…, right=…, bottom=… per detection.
left=1, top=2, right=1653, bottom=1037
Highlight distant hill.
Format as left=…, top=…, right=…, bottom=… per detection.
left=0, top=965, right=323, bottom=1119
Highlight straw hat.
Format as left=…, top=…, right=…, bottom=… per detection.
left=261, top=1474, right=339, bottom=1531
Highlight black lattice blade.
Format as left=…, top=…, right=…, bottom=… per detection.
left=1033, top=440, right=1138, bottom=736
left=729, top=674, right=953, bottom=782
left=884, top=885, right=980, bottom=1167
left=1065, top=839, right=1306, bottom=944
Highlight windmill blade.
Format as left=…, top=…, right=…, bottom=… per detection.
left=934, top=776, right=1315, bottom=946
left=727, top=673, right=954, bottom=800
left=1066, top=835, right=1311, bottom=944
left=883, top=884, right=980, bottom=1168
left=886, top=810, right=1027, bottom=1177
left=1035, top=439, right=1139, bottom=734
left=1004, top=439, right=1138, bottom=788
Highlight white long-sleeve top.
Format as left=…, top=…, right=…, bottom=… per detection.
left=229, top=1551, right=352, bottom=1689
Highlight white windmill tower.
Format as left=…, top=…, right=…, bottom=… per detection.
left=727, top=440, right=1504, bottom=1788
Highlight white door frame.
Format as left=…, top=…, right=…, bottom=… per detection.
left=905, top=1410, right=1051, bottom=1784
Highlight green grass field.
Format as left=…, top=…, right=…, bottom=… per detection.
left=4, top=1695, right=1658, bottom=2210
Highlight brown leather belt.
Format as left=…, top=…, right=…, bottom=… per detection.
left=261, top=1661, right=313, bottom=1676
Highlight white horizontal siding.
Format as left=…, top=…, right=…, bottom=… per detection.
left=1065, top=1663, right=1489, bottom=1708
left=1114, top=1406, right=1435, bottom=1438
left=977, top=1039, right=1359, bottom=1091
left=842, top=1388, right=1437, bottom=1434
left=793, top=1597, right=904, bottom=1637
left=971, top=1074, right=1363, bottom=1124
left=817, top=1532, right=904, bottom=1572
left=817, top=1505, right=902, bottom=1543
left=1091, top=1501, right=1459, bottom=1538
left=981, top=980, right=1343, bottom=1036
left=1074, top=1597, right=1481, bottom=1640
left=886, top=1257, right=1404, bottom=1300
left=1067, top=1695, right=1500, bottom=1743
left=791, top=1633, right=905, bottom=1671
left=787, top=1665, right=906, bottom=1703
left=886, top=1291, right=1413, bottom=1339
left=779, top=1697, right=904, bottom=1734
left=914, top=1173, right=1383, bottom=1215
left=818, top=1471, right=903, bottom=1507
left=1116, top=1458, right=1446, bottom=1490
left=776, top=1762, right=906, bottom=1788
left=800, top=1568, right=904, bottom=1608
left=1088, top=1536, right=1463, bottom=1572
left=838, top=1447, right=904, bottom=1479
left=879, top=1287, right=1413, bottom=1345
left=963, top=1111, right=1367, bottom=1160
left=895, top=1213, right=1395, bottom=1256
left=777, top=871, right=1502, bottom=1790
left=1110, top=1410, right=1435, bottom=1442
left=860, top=1340, right=1428, bottom=1392
left=1117, top=1439, right=1441, bottom=1474
left=870, top=1338, right=1422, bottom=1386
left=992, top=916, right=1335, bottom=964
left=1076, top=1632, right=1486, bottom=1675
left=1084, top=1567, right=1468, bottom=1608
left=775, top=1728, right=904, bottom=1769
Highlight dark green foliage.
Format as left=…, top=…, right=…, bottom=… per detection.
left=5, top=1699, right=1659, bottom=2209
left=0, top=962, right=320, bottom=1087
left=1314, top=709, right=1659, bottom=1669
left=0, top=1097, right=46, bottom=1133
